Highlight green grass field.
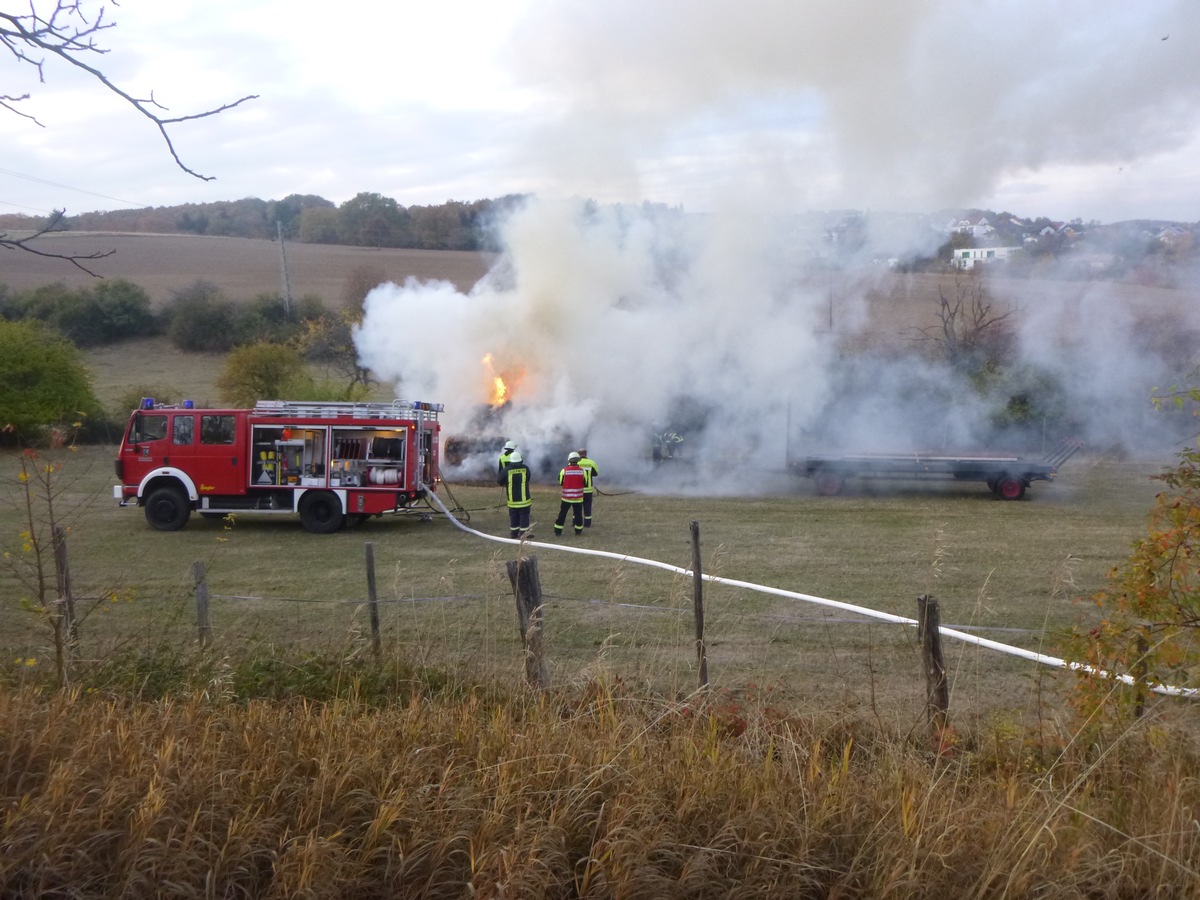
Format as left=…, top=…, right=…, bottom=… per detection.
left=10, top=443, right=1200, bottom=897
left=0, top=441, right=1168, bottom=728
left=7, top=245, right=1200, bottom=895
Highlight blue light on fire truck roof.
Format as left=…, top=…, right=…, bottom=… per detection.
left=183, top=400, right=194, bottom=409
left=141, top=397, right=155, bottom=409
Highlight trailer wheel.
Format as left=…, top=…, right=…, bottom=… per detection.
left=994, top=476, right=1026, bottom=500
left=145, top=486, right=191, bottom=531
left=814, top=470, right=844, bottom=496
left=299, top=490, right=344, bottom=533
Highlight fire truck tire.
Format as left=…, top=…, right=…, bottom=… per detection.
left=145, top=486, right=191, bottom=531
left=994, top=476, right=1026, bottom=500
left=299, top=491, right=344, bottom=534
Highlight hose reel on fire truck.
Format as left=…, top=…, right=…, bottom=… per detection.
left=367, top=467, right=402, bottom=486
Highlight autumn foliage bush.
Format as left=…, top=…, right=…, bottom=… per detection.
left=1067, top=431, right=1200, bottom=721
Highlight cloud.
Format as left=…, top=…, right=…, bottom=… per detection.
left=505, top=0, right=1200, bottom=216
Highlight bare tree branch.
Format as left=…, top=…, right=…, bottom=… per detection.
left=0, top=209, right=114, bottom=276
left=913, top=277, right=1014, bottom=370
left=2, top=3, right=258, bottom=181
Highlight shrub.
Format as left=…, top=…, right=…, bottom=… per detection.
left=0, top=319, right=103, bottom=440
left=165, top=280, right=237, bottom=352
left=216, top=342, right=311, bottom=406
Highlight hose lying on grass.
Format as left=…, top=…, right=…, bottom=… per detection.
left=420, top=484, right=1197, bottom=700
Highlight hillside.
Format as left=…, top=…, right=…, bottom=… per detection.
left=0, top=233, right=495, bottom=304
left=7, top=233, right=1199, bottom=331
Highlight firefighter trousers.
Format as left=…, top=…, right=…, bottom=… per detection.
left=582, top=492, right=594, bottom=527
left=554, top=501, right=584, bottom=535
left=508, top=506, right=531, bottom=538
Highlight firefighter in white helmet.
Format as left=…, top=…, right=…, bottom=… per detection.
left=497, top=439, right=518, bottom=480
left=497, top=450, right=533, bottom=539
left=554, top=452, right=586, bottom=536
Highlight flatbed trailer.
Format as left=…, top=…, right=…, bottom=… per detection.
left=792, top=439, right=1082, bottom=500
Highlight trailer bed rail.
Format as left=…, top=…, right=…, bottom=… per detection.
left=792, top=439, right=1082, bottom=500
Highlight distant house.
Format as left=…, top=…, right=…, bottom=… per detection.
left=1156, top=224, right=1191, bottom=246
left=950, top=246, right=1021, bottom=269
left=948, top=215, right=995, bottom=238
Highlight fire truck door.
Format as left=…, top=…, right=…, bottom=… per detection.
left=190, top=414, right=247, bottom=496
left=121, top=411, right=172, bottom=482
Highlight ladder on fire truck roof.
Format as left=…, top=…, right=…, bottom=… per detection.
left=253, top=399, right=443, bottom=420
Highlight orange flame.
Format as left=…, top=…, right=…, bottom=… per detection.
left=481, top=354, right=523, bottom=406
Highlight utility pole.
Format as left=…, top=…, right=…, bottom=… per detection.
left=277, top=220, right=293, bottom=316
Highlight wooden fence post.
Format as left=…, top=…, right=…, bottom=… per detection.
left=52, top=524, right=78, bottom=659
left=917, top=594, right=949, bottom=735
left=192, top=560, right=212, bottom=648
left=507, top=556, right=548, bottom=689
left=1134, top=633, right=1149, bottom=719
left=690, top=521, right=709, bottom=690
left=365, top=542, right=382, bottom=660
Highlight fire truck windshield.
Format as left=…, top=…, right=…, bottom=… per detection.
left=134, top=414, right=168, bottom=443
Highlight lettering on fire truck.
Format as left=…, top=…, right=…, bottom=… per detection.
left=112, top=399, right=444, bottom=534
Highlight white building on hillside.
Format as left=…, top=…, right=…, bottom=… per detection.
left=951, top=246, right=1021, bottom=269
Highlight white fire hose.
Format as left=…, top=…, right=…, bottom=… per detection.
left=422, top=486, right=1197, bottom=700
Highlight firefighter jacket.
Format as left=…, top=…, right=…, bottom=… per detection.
left=500, top=462, right=532, bottom=508
left=558, top=463, right=586, bottom=502
left=497, top=449, right=514, bottom=480
left=577, top=456, right=598, bottom=493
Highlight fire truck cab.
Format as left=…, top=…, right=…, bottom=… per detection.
left=113, top=399, right=443, bottom=533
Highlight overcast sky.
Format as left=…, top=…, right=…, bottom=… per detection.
left=3, top=0, right=1199, bottom=224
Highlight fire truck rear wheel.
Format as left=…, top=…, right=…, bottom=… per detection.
left=299, top=491, right=344, bottom=534
left=145, top=485, right=191, bottom=531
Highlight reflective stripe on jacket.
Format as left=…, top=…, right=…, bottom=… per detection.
left=558, top=464, right=586, bottom=502
left=578, top=457, right=598, bottom=493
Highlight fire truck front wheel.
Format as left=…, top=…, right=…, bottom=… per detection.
left=145, top=485, right=191, bottom=531
left=299, top=491, right=344, bottom=534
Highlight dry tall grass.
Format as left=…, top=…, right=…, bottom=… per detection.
left=2, top=673, right=1198, bottom=898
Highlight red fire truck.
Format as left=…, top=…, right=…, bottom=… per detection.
left=113, top=399, right=443, bottom=533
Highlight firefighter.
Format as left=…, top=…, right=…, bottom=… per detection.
left=652, top=431, right=684, bottom=462
left=553, top=451, right=586, bottom=536
left=497, top=450, right=533, bottom=539
left=497, top=440, right=517, bottom=480
left=576, top=447, right=598, bottom=527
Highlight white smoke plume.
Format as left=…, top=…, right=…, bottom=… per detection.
left=354, top=0, right=1200, bottom=492
left=355, top=199, right=840, bottom=491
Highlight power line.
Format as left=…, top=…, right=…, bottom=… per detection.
left=0, top=166, right=143, bottom=207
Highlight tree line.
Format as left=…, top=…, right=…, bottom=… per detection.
left=0, top=194, right=528, bottom=252
left=0, top=275, right=372, bottom=444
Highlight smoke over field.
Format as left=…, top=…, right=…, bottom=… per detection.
left=354, top=200, right=1200, bottom=492
left=354, top=0, right=1200, bottom=491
